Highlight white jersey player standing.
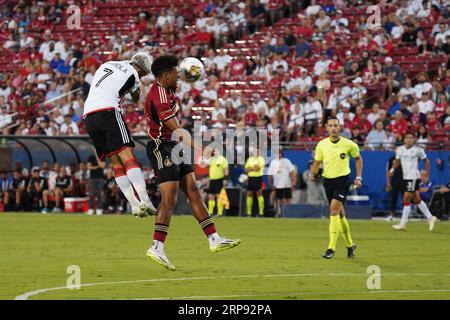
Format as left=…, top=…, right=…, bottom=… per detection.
left=391, top=132, right=438, bottom=231
left=83, top=52, right=156, bottom=217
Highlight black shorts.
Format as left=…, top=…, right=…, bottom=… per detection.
left=85, top=109, right=135, bottom=160
left=275, top=188, right=292, bottom=199
left=208, top=179, right=223, bottom=194
left=323, top=174, right=351, bottom=204
left=146, top=140, right=194, bottom=184
left=247, top=176, right=263, bottom=192
left=403, top=179, right=420, bottom=193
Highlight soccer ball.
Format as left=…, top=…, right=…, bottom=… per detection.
left=179, top=57, right=205, bottom=82
left=238, top=174, right=248, bottom=184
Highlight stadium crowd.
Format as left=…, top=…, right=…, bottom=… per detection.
left=0, top=0, right=449, bottom=150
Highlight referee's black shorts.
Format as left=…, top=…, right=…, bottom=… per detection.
left=247, top=176, right=263, bottom=192
left=323, top=174, right=351, bottom=204
left=208, top=178, right=223, bottom=194
left=146, top=140, right=194, bottom=185
left=85, top=109, right=135, bottom=160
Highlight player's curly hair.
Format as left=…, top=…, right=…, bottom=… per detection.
left=151, top=55, right=178, bottom=78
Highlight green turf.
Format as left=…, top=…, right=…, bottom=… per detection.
left=1, top=213, right=450, bottom=300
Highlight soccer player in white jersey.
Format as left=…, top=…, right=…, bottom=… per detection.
left=391, top=132, right=438, bottom=231
left=83, top=52, right=157, bottom=217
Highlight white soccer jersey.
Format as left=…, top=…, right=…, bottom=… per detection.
left=267, top=158, right=295, bottom=189
left=83, top=61, right=139, bottom=117
left=395, top=145, right=427, bottom=180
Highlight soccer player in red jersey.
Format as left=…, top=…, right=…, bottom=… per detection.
left=144, top=55, right=241, bottom=271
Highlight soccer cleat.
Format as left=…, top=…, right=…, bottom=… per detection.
left=96, top=209, right=103, bottom=216
left=41, top=208, right=49, bottom=214
left=209, top=237, right=242, bottom=253
left=347, top=243, right=357, bottom=258
left=146, top=247, right=176, bottom=271
left=52, top=207, right=61, bottom=213
left=322, top=249, right=335, bottom=259
left=136, top=202, right=157, bottom=218
left=392, top=224, right=406, bottom=231
left=429, top=216, right=437, bottom=232
left=87, top=209, right=94, bottom=215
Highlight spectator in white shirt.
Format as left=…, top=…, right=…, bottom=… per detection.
left=313, top=52, right=331, bottom=76
left=251, top=93, right=268, bottom=115
left=18, top=32, right=33, bottom=48
left=348, top=77, right=367, bottom=106
left=0, top=106, right=13, bottom=129
left=287, top=102, right=304, bottom=140
left=211, top=101, right=226, bottom=122
left=434, top=23, right=450, bottom=46
left=272, top=54, right=289, bottom=73
left=156, top=9, right=174, bottom=29
left=315, top=10, right=331, bottom=32
left=413, top=72, right=432, bottom=98
left=303, top=94, right=323, bottom=136
left=212, top=49, right=232, bottom=71
left=305, top=0, right=322, bottom=17
left=42, top=41, right=57, bottom=62
left=203, top=49, right=217, bottom=69
left=196, top=11, right=208, bottom=30
left=228, top=5, right=246, bottom=28
left=390, top=18, right=405, bottom=40
left=288, top=68, right=312, bottom=94
left=399, top=78, right=416, bottom=98
left=367, top=103, right=380, bottom=125
left=330, top=9, right=349, bottom=28
left=59, top=115, right=79, bottom=135
left=417, top=94, right=435, bottom=114
left=201, top=81, right=218, bottom=103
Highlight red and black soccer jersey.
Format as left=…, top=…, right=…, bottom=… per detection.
left=145, top=82, right=181, bottom=142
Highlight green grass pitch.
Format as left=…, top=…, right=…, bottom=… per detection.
left=1, top=213, right=450, bottom=300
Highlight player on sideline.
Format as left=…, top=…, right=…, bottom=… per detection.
left=144, top=55, right=241, bottom=271
left=83, top=52, right=157, bottom=217
left=392, top=132, right=438, bottom=231
left=310, top=116, right=361, bottom=259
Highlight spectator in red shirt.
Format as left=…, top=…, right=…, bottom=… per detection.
left=244, top=104, right=258, bottom=127
left=426, top=112, right=440, bottom=132
left=435, top=93, right=448, bottom=119
left=123, top=105, right=140, bottom=131
left=269, top=68, right=284, bottom=88
left=229, top=57, right=246, bottom=77
left=389, top=111, right=408, bottom=140
left=351, top=111, right=372, bottom=137
left=295, top=18, right=314, bottom=40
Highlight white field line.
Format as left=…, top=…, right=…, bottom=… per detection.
left=15, top=273, right=450, bottom=300
left=135, top=289, right=450, bottom=300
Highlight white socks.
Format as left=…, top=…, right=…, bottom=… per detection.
left=208, top=232, right=221, bottom=246
left=126, top=167, right=151, bottom=204
left=401, top=202, right=433, bottom=225
left=417, top=201, right=433, bottom=221
left=115, top=175, right=140, bottom=209
left=152, top=240, right=164, bottom=252
left=400, top=205, right=411, bottom=226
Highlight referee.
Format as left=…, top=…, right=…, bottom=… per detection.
left=310, top=116, right=363, bottom=259
left=207, top=148, right=229, bottom=216
left=245, top=147, right=266, bottom=217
